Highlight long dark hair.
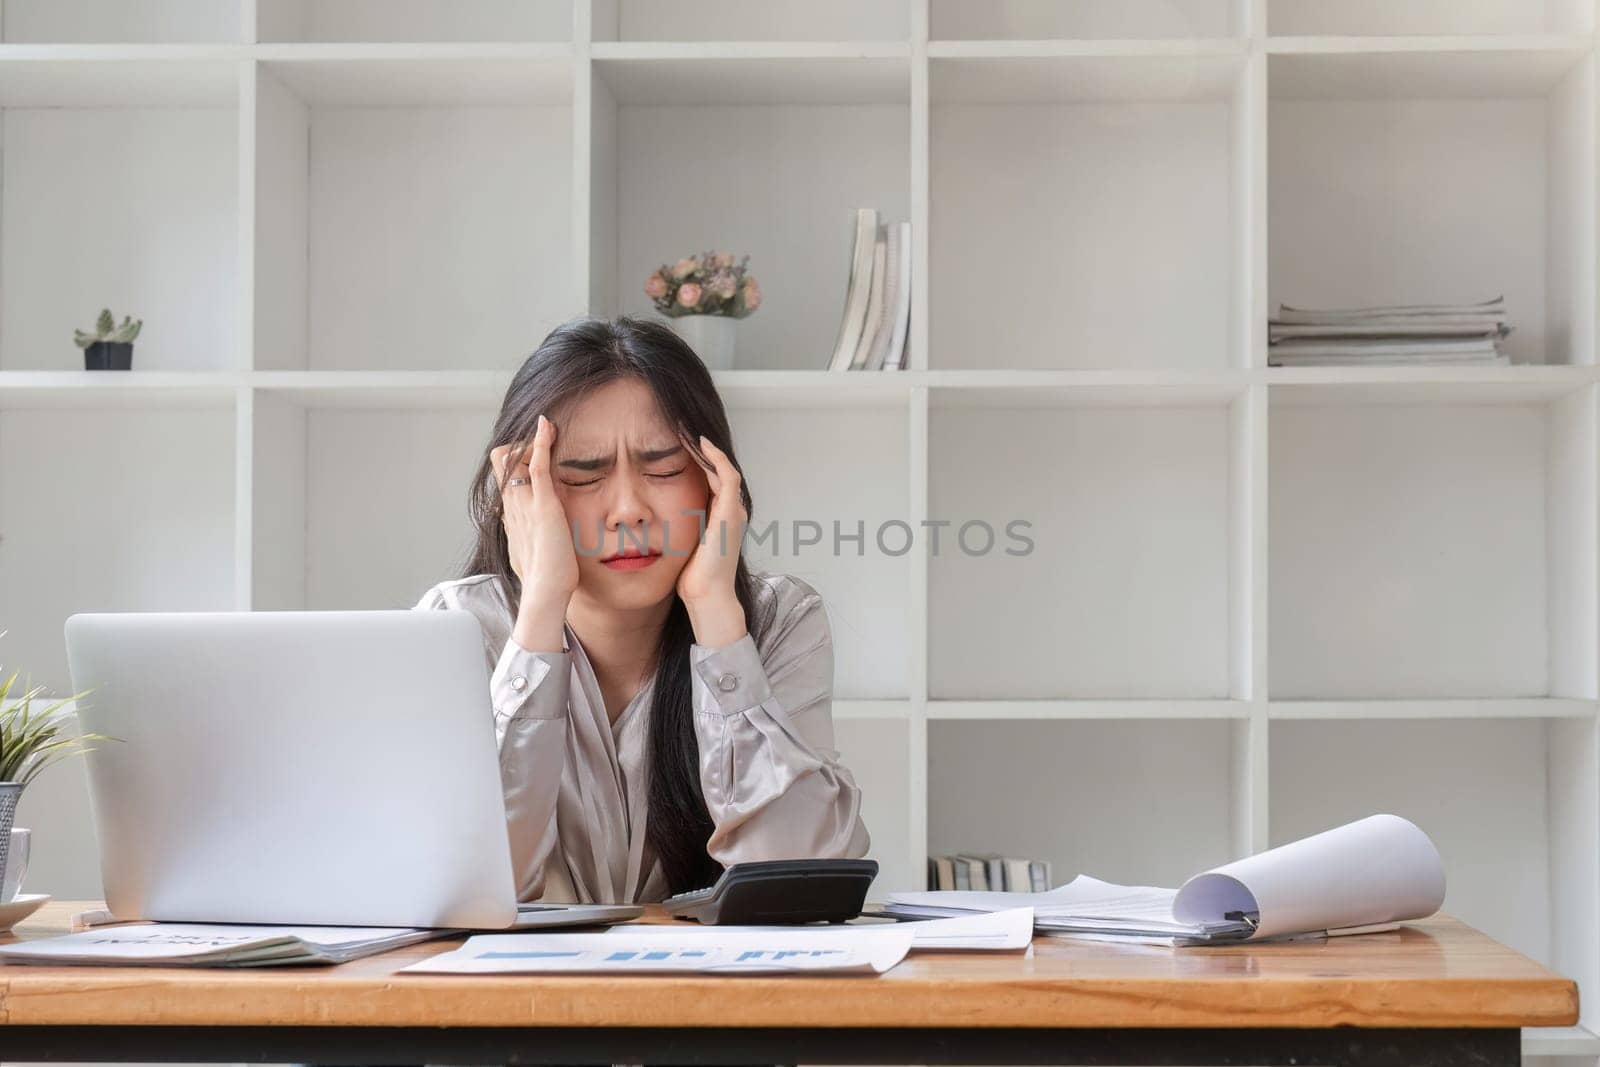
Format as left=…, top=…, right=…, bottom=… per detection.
left=462, top=315, right=775, bottom=895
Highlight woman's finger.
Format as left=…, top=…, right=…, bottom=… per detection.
left=490, top=443, right=510, bottom=488
left=698, top=437, right=746, bottom=555
left=495, top=441, right=533, bottom=498
left=528, top=414, right=555, bottom=491
left=700, top=436, right=741, bottom=504
left=680, top=429, right=714, bottom=474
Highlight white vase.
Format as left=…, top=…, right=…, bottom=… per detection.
left=670, top=313, right=737, bottom=370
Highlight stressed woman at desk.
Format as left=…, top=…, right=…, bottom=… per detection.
left=414, top=315, right=870, bottom=905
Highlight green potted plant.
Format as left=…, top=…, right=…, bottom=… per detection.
left=0, top=632, right=113, bottom=897
left=74, top=308, right=143, bottom=371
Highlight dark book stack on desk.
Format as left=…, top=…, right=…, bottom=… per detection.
left=928, top=853, right=1052, bottom=892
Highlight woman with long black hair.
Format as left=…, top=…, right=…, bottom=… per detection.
left=414, top=314, right=870, bottom=903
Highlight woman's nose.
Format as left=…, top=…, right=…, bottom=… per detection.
left=605, top=471, right=655, bottom=531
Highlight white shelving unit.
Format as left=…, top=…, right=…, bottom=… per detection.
left=1, top=1, right=1599, bottom=1058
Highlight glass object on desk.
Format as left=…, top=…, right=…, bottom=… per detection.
left=3, top=828, right=30, bottom=902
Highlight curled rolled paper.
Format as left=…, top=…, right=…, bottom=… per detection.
left=1173, top=813, right=1446, bottom=940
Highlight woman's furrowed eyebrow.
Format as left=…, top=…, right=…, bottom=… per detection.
left=556, top=443, right=685, bottom=472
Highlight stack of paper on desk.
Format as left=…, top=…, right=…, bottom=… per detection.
left=402, top=909, right=1033, bottom=977
left=0, top=923, right=447, bottom=967
left=402, top=925, right=918, bottom=976
left=885, top=814, right=1446, bottom=946
left=617, top=906, right=1036, bottom=951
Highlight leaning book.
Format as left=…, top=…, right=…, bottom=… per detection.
left=0, top=922, right=449, bottom=967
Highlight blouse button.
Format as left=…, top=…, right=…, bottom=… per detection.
left=716, top=672, right=739, bottom=692
left=511, top=675, right=527, bottom=691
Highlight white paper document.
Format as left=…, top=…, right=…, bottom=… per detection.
left=885, top=814, right=1446, bottom=945
left=611, top=907, right=1035, bottom=952
left=0, top=922, right=445, bottom=967
left=400, top=926, right=916, bottom=976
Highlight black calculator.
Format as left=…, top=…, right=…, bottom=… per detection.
left=662, top=858, right=879, bottom=924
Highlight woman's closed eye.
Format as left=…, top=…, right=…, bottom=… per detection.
left=562, top=467, right=686, bottom=488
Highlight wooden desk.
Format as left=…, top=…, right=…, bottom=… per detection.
left=0, top=901, right=1578, bottom=1066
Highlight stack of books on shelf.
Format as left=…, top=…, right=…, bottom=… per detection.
left=1267, top=296, right=1513, bottom=367
left=928, top=853, right=1053, bottom=892
left=827, top=207, right=910, bottom=372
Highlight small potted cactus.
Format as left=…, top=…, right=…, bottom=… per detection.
left=74, top=309, right=142, bottom=371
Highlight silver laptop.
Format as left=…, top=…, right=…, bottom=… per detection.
left=63, top=609, right=640, bottom=930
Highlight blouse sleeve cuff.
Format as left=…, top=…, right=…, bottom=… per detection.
left=490, top=639, right=570, bottom=721
left=690, top=631, right=774, bottom=717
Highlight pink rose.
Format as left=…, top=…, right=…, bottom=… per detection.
left=677, top=282, right=702, bottom=308
left=644, top=272, right=668, bottom=300
left=672, top=257, right=697, bottom=281
left=713, top=251, right=735, bottom=270
left=742, top=278, right=761, bottom=310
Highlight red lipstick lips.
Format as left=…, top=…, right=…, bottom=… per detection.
left=600, top=547, right=661, bottom=571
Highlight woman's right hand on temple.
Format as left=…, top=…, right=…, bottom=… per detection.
left=491, top=414, right=579, bottom=652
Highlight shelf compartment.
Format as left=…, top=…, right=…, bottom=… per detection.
left=256, top=1, right=571, bottom=43
left=251, top=370, right=511, bottom=409
left=590, top=45, right=910, bottom=104
left=1267, top=1, right=1593, bottom=38
left=0, top=405, right=238, bottom=692
left=1269, top=392, right=1597, bottom=700
left=928, top=43, right=1245, bottom=100
left=1268, top=38, right=1594, bottom=98
left=591, top=0, right=909, bottom=43
left=0, top=52, right=241, bottom=106
left=929, top=373, right=1247, bottom=406
left=0, top=1, right=244, bottom=43
left=1269, top=717, right=1581, bottom=972
left=0, top=77, right=241, bottom=371
left=929, top=0, right=1240, bottom=41
left=1268, top=45, right=1594, bottom=366
left=834, top=718, right=913, bottom=893
left=725, top=403, right=911, bottom=700
left=0, top=371, right=242, bottom=408
left=929, top=718, right=1242, bottom=889
left=1266, top=366, right=1593, bottom=404
left=256, top=49, right=573, bottom=105
left=929, top=700, right=1251, bottom=719
left=929, top=396, right=1240, bottom=699
left=253, top=57, right=574, bottom=372
left=253, top=369, right=915, bottom=408
left=930, top=51, right=1244, bottom=371
left=1270, top=699, right=1599, bottom=720
left=253, top=405, right=496, bottom=611
left=590, top=59, right=910, bottom=371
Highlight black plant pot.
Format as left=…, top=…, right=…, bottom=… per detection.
left=84, top=341, right=133, bottom=371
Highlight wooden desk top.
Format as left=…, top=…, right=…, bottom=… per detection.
left=0, top=902, right=1578, bottom=1031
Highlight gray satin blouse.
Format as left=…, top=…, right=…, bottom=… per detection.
left=413, top=569, right=871, bottom=904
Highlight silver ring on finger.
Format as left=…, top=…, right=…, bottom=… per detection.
left=506, top=478, right=529, bottom=487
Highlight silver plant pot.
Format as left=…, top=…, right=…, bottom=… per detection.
left=0, top=782, right=21, bottom=895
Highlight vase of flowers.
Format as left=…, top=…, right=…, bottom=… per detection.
left=645, top=250, right=760, bottom=370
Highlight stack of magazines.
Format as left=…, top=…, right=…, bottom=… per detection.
left=1267, top=296, right=1512, bottom=367
left=826, top=207, right=909, bottom=371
